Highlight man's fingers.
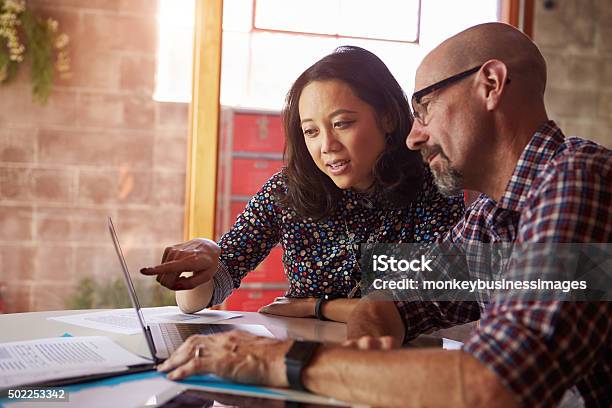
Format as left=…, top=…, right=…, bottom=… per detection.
left=342, top=339, right=359, bottom=348
left=157, top=347, right=191, bottom=373
left=379, top=336, right=395, bottom=350
left=341, top=336, right=395, bottom=350
left=166, top=355, right=211, bottom=381
left=357, top=336, right=375, bottom=349
left=158, top=335, right=207, bottom=372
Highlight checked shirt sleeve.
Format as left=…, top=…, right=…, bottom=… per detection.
left=464, top=301, right=611, bottom=407
left=393, top=204, right=483, bottom=342
left=465, top=157, right=612, bottom=407
left=395, top=300, right=480, bottom=341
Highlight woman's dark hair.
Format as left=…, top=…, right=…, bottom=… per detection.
left=279, top=45, right=424, bottom=219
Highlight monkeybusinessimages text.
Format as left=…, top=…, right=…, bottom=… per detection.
left=371, top=255, right=588, bottom=293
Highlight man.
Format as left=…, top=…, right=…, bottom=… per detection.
left=157, top=23, right=611, bottom=407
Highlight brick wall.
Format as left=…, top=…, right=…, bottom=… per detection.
left=0, top=0, right=187, bottom=312
left=534, top=0, right=612, bottom=147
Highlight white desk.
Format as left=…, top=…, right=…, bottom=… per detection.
left=0, top=308, right=347, bottom=356
left=0, top=307, right=351, bottom=407
left=0, top=308, right=475, bottom=407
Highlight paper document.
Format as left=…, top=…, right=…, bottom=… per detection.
left=0, top=336, right=151, bottom=388
left=49, top=307, right=241, bottom=335
left=442, top=338, right=464, bottom=350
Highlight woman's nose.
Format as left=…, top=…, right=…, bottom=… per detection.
left=321, top=128, right=341, bottom=153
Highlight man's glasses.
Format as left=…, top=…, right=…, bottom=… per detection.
left=410, top=65, right=510, bottom=125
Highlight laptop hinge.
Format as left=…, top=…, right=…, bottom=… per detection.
left=145, top=325, right=160, bottom=363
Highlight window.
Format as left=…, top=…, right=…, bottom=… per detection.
left=154, top=0, right=195, bottom=102
left=154, top=0, right=500, bottom=107
left=254, top=0, right=420, bottom=42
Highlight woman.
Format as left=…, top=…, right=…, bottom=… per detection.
left=140, top=46, right=464, bottom=322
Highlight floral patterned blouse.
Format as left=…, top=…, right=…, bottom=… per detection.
left=210, top=169, right=464, bottom=303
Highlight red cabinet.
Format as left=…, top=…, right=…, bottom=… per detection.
left=229, top=201, right=248, bottom=225
left=232, top=114, right=285, bottom=153
left=216, top=108, right=288, bottom=310
left=242, top=247, right=285, bottom=284
left=223, top=289, right=287, bottom=312
left=230, top=158, right=284, bottom=196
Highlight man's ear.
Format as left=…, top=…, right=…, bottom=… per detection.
left=479, top=59, right=508, bottom=111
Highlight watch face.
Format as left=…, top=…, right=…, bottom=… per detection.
left=323, top=293, right=343, bottom=301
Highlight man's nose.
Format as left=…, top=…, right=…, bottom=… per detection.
left=406, top=122, right=428, bottom=150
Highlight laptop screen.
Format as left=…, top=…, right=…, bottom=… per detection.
left=107, top=216, right=158, bottom=361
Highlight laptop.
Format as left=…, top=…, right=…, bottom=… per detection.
left=108, top=217, right=271, bottom=363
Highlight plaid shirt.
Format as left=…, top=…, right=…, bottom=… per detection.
left=395, top=121, right=611, bottom=407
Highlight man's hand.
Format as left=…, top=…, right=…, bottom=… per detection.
left=346, top=297, right=405, bottom=344
left=258, top=297, right=316, bottom=317
left=157, top=331, right=292, bottom=387
left=342, top=335, right=399, bottom=350
left=140, top=238, right=220, bottom=290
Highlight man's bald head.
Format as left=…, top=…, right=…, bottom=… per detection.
left=417, top=23, right=547, bottom=97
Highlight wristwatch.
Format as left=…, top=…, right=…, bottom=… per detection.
left=284, top=340, right=321, bottom=391
left=315, top=293, right=343, bottom=321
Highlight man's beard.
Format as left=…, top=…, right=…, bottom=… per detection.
left=421, top=146, right=464, bottom=197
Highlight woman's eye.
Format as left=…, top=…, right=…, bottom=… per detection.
left=333, top=120, right=353, bottom=129
left=302, top=128, right=317, bottom=137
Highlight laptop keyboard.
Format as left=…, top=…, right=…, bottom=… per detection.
left=158, top=323, right=234, bottom=354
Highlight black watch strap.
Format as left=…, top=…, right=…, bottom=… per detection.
left=285, top=340, right=320, bottom=392
left=315, top=297, right=328, bottom=321
left=315, top=293, right=343, bottom=321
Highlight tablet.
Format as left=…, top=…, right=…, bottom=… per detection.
left=158, top=388, right=345, bottom=407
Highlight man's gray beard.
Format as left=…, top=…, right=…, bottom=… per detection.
left=431, top=159, right=464, bottom=197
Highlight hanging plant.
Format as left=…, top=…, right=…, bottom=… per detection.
left=0, top=0, right=71, bottom=104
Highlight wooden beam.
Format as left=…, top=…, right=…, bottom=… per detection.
left=501, top=0, right=520, bottom=27
left=522, top=0, right=535, bottom=39
left=501, top=0, right=535, bottom=38
left=184, top=0, right=223, bottom=240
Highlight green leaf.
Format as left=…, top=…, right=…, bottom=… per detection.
left=21, top=8, right=54, bottom=104
left=0, top=35, right=19, bottom=83
left=0, top=2, right=69, bottom=104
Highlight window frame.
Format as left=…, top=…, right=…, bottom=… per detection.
left=251, top=0, right=422, bottom=44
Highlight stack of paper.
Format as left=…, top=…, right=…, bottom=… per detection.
left=0, top=336, right=152, bottom=389
left=48, top=307, right=240, bottom=335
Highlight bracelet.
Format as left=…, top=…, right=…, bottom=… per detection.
left=315, top=297, right=329, bottom=321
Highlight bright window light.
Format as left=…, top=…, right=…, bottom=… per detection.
left=154, top=0, right=195, bottom=103
left=255, top=0, right=420, bottom=42
left=154, top=0, right=500, bottom=107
